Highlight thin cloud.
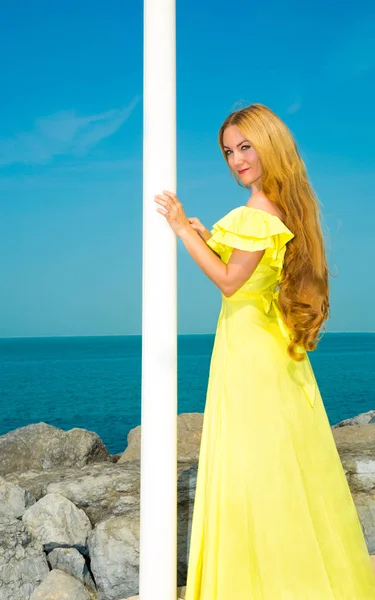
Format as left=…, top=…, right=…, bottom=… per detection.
left=286, top=101, right=302, bottom=115
left=0, top=96, right=140, bottom=167
left=0, top=159, right=142, bottom=192
left=324, top=19, right=375, bottom=82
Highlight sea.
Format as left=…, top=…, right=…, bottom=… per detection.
left=0, top=333, right=374, bottom=455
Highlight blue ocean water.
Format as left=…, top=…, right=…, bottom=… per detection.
left=0, top=334, right=374, bottom=455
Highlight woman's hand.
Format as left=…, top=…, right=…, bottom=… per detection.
left=188, top=217, right=211, bottom=242
left=154, top=190, right=191, bottom=237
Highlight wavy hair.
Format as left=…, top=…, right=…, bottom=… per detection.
left=218, top=103, right=333, bottom=361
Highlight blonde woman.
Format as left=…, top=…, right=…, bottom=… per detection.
left=154, top=103, right=375, bottom=598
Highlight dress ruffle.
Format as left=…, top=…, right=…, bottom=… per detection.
left=206, top=206, right=295, bottom=261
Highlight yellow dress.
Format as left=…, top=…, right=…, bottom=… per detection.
left=184, top=206, right=375, bottom=599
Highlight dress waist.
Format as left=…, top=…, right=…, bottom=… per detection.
left=223, top=284, right=278, bottom=313
left=223, top=284, right=316, bottom=409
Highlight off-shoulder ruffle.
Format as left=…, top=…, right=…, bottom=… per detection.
left=206, top=206, right=295, bottom=259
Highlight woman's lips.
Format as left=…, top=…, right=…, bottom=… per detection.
left=238, top=168, right=249, bottom=174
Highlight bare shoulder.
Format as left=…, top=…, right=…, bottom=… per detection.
left=247, top=192, right=286, bottom=222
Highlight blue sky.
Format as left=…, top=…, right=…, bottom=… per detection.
left=0, top=0, right=374, bottom=338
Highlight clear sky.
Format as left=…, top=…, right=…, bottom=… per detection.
left=0, top=0, right=374, bottom=338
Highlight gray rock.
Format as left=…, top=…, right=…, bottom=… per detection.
left=4, top=461, right=141, bottom=525
left=86, top=463, right=197, bottom=599
left=0, top=513, right=49, bottom=600
left=4, top=466, right=87, bottom=501
left=0, top=422, right=111, bottom=477
left=0, top=476, right=36, bottom=518
left=119, top=589, right=186, bottom=600
left=47, top=547, right=96, bottom=590
left=5, top=460, right=193, bottom=527
left=88, top=512, right=140, bottom=600
left=22, top=493, right=92, bottom=553
left=332, top=410, right=375, bottom=428
left=332, top=423, right=375, bottom=551
left=176, top=464, right=197, bottom=582
left=2, top=411, right=375, bottom=599
left=119, top=412, right=204, bottom=463
left=29, top=569, right=91, bottom=600
left=46, top=462, right=141, bottom=525
left=354, top=492, right=375, bottom=554
left=332, top=424, right=375, bottom=489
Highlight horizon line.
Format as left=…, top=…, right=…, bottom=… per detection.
left=1, top=331, right=375, bottom=340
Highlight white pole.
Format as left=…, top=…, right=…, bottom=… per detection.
left=140, top=0, right=177, bottom=597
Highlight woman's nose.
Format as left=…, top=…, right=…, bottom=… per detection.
left=233, top=152, right=245, bottom=166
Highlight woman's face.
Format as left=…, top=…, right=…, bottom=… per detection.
left=222, top=125, right=262, bottom=187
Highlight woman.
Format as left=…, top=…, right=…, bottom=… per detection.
left=154, top=103, right=375, bottom=599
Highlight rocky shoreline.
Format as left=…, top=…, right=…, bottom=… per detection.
left=1, top=410, right=375, bottom=600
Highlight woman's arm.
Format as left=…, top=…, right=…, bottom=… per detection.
left=154, top=189, right=263, bottom=296
left=179, top=227, right=264, bottom=297
left=179, top=226, right=229, bottom=294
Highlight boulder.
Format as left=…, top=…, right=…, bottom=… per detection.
left=332, top=422, right=375, bottom=553
left=119, top=412, right=204, bottom=463
left=5, top=459, right=194, bottom=526
left=0, top=476, right=36, bottom=518
left=88, top=512, right=139, bottom=600
left=86, top=463, right=197, bottom=599
left=332, top=410, right=375, bottom=428
left=1, top=410, right=375, bottom=598
left=332, top=424, right=375, bottom=491
left=46, top=461, right=141, bottom=525
left=29, top=569, right=91, bottom=600
left=22, top=493, right=92, bottom=554
left=0, top=513, right=49, bottom=600
left=123, top=588, right=186, bottom=600
left=0, top=423, right=111, bottom=477
left=47, top=547, right=96, bottom=590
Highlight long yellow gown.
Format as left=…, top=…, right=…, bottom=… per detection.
left=184, top=205, right=375, bottom=599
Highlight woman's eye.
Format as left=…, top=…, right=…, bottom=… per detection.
left=224, top=145, right=251, bottom=156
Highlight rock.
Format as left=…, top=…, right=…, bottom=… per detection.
left=22, top=493, right=92, bottom=554
left=123, top=589, right=186, bottom=600
left=47, top=547, right=96, bottom=590
left=0, top=513, right=49, bottom=600
left=46, top=462, right=141, bottom=525
left=5, top=460, right=194, bottom=527
left=0, top=476, right=36, bottom=518
left=111, top=453, right=122, bottom=462
left=119, top=412, right=204, bottom=463
left=6, top=461, right=141, bottom=526
left=88, top=513, right=140, bottom=600
left=354, top=493, right=375, bottom=554
left=332, top=424, right=375, bottom=489
left=332, top=423, right=375, bottom=552
left=176, top=464, right=197, bottom=583
left=29, top=569, right=91, bottom=600
left=87, top=464, right=197, bottom=599
left=0, top=423, right=111, bottom=477
left=332, top=410, right=375, bottom=428
left=1, top=411, right=375, bottom=599
left=4, top=466, right=92, bottom=502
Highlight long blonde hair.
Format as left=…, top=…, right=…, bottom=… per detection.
left=218, top=103, right=332, bottom=361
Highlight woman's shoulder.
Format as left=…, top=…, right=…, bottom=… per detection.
left=212, top=203, right=294, bottom=240
left=245, top=193, right=286, bottom=223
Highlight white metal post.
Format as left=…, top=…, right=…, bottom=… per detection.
left=140, top=0, right=177, bottom=597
